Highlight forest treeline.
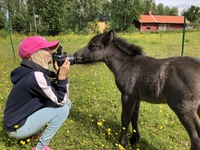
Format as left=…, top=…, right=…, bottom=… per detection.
left=0, top=0, right=200, bottom=35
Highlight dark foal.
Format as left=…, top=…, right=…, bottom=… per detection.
left=74, top=30, right=200, bottom=150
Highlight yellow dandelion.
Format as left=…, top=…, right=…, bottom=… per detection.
left=26, top=139, right=30, bottom=142
left=82, top=140, right=86, bottom=146
left=92, top=81, right=94, bottom=85
left=107, top=128, right=111, bottom=135
left=89, top=114, right=92, bottom=117
left=160, top=126, right=163, bottom=129
left=133, top=129, right=136, bottom=133
left=102, top=144, right=105, bottom=147
left=97, top=121, right=103, bottom=126
left=122, top=127, right=126, bottom=130
left=115, top=143, right=125, bottom=150
left=20, top=140, right=25, bottom=145
left=14, top=125, right=18, bottom=129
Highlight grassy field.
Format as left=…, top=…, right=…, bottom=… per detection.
left=0, top=30, right=200, bottom=150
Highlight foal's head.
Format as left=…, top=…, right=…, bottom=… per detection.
left=74, top=30, right=143, bottom=64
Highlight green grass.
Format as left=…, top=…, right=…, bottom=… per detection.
left=0, top=30, right=200, bottom=150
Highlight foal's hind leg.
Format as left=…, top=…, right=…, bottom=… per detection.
left=129, top=101, right=141, bottom=146
left=168, top=101, right=200, bottom=150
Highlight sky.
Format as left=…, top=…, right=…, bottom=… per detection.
left=155, top=0, right=200, bottom=15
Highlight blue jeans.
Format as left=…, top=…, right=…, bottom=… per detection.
left=7, top=99, right=71, bottom=149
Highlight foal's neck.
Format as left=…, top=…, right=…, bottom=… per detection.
left=105, top=54, right=130, bottom=76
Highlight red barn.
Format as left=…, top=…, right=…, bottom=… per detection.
left=134, top=11, right=190, bottom=32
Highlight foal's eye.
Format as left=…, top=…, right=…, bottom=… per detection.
left=88, top=45, right=100, bottom=51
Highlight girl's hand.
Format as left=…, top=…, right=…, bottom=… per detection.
left=54, top=59, right=70, bottom=80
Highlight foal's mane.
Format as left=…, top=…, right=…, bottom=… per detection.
left=113, top=37, right=144, bottom=56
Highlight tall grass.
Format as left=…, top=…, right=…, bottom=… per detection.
left=0, top=31, right=200, bottom=150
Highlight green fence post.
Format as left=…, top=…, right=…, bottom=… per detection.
left=111, top=13, right=115, bottom=30
left=4, top=12, right=16, bottom=59
left=181, top=15, right=186, bottom=56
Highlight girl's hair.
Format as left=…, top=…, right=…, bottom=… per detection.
left=28, top=49, right=49, bottom=69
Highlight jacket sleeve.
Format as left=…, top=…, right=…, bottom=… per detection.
left=26, top=71, right=69, bottom=106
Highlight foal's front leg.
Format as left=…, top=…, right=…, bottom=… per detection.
left=130, top=101, right=141, bottom=146
left=119, top=94, right=136, bottom=148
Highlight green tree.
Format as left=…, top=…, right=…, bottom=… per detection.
left=156, top=3, right=164, bottom=15
left=164, top=6, right=171, bottom=15
left=0, top=14, right=5, bottom=29
left=182, top=5, right=200, bottom=22
left=169, top=7, right=178, bottom=16
left=29, top=0, right=67, bottom=36
left=110, top=0, right=142, bottom=31
left=12, top=13, right=26, bottom=32
left=143, top=0, right=156, bottom=15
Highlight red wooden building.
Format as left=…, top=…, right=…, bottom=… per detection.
left=134, top=11, right=190, bottom=32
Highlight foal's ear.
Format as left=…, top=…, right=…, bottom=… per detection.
left=102, top=30, right=115, bottom=46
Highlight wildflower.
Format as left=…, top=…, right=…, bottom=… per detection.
left=115, top=143, right=125, bottom=150
left=82, top=140, right=86, bottom=146
left=92, top=81, right=94, bottom=85
left=107, top=128, right=111, bottom=135
left=122, top=127, right=126, bottom=130
left=14, top=125, right=18, bottom=129
left=160, top=126, right=163, bottom=129
left=26, top=139, right=30, bottom=142
left=20, top=140, right=25, bottom=145
left=133, top=129, right=136, bottom=133
left=97, top=121, right=103, bottom=126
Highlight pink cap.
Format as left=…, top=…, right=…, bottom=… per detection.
left=19, top=36, right=59, bottom=59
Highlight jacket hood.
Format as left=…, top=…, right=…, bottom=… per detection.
left=10, top=66, right=32, bottom=84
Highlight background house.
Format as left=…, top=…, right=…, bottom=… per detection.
left=134, top=11, right=190, bottom=32
left=88, top=14, right=109, bottom=33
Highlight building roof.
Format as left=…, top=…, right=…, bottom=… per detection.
left=138, top=11, right=190, bottom=24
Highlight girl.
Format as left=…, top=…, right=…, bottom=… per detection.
left=3, top=36, right=71, bottom=150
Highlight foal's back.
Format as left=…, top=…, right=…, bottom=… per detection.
left=131, top=55, right=200, bottom=105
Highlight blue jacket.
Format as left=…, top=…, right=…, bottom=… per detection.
left=3, top=60, right=69, bottom=131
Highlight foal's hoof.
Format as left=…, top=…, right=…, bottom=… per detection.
left=129, top=136, right=140, bottom=146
